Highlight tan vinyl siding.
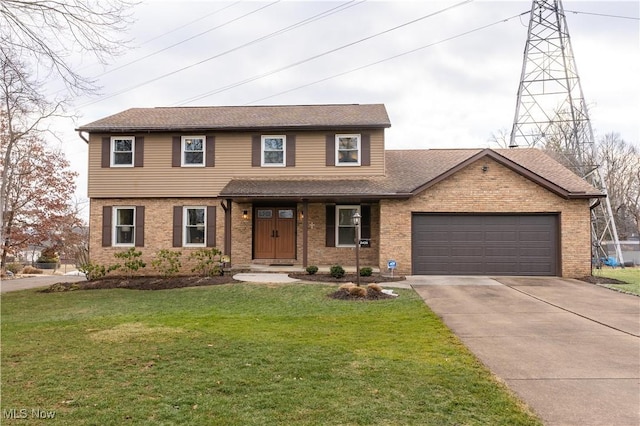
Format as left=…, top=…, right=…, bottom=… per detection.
left=88, top=130, right=385, bottom=197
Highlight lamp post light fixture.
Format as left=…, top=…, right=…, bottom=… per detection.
left=352, top=211, right=362, bottom=287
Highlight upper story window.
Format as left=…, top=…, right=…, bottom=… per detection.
left=111, top=136, right=135, bottom=167
left=113, top=207, right=136, bottom=246
left=262, top=135, right=286, bottom=167
left=182, top=136, right=205, bottom=166
left=184, top=207, right=206, bottom=246
left=336, top=134, right=360, bottom=166
left=336, top=205, right=360, bottom=247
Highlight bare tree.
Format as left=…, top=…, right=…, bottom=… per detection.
left=0, top=0, right=136, bottom=95
left=596, top=133, right=640, bottom=238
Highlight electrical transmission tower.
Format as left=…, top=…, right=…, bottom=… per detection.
left=509, top=0, right=624, bottom=266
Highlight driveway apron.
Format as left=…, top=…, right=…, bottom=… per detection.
left=411, top=276, right=640, bottom=426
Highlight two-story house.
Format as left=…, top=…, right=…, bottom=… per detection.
left=77, top=104, right=602, bottom=278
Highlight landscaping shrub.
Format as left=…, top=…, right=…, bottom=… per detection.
left=339, top=283, right=355, bottom=290
left=22, top=266, right=43, bottom=274
left=78, top=262, right=118, bottom=281
left=367, top=283, right=383, bottom=293
left=37, top=247, right=59, bottom=264
left=6, top=263, right=22, bottom=274
left=151, top=249, right=182, bottom=278
left=189, top=247, right=223, bottom=277
left=348, top=286, right=367, bottom=297
left=360, top=267, right=373, bottom=277
left=305, top=265, right=318, bottom=275
left=330, top=265, right=345, bottom=279
left=112, top=248, right=146, bottom=277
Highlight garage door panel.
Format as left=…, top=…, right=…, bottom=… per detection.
left=412, top=214, right=557, bottom=276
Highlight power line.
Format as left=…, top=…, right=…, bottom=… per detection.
left=98, top=2, right=246, bottom=77
left=246, top=11, right=529, bottom=105
left=564, top=10, right=640, bottom=21
left=76, top=0, right=282, bottom=107
left=77, top=0, right=364, bottom=108
left=176, top=0, right=474, bottom=106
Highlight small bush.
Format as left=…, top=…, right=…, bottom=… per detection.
left=22, top=266, right=43, bottom=274
left=78, top=262, right=118, bottom=281
left=6, top=263, right=22, bottom=274
left=367, top=283, right=383, bottom=293
left=330, top=265, right=345, bottom=279
left=113, top=248, right=146, bottom=277
left=305, top=265, right=319, bottom=275
left=348, top=286, right=367, bottom=297
left=37, top=247, right=59, bottom=264
left=360, top=267, right=373, bottom=277
left=151, top=249, right=182, bottom=278
left=189, top=247, right=223, bottom=277
left=339, top=283, right=356, bottom=290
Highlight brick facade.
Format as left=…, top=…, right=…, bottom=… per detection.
left=89, top=159, right=592, bottom=278
left=379, top=158, right=592, bottom=278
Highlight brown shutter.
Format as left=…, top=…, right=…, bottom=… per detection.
left=361, top=205, right=371, bottom=241
left=135, top=206, right=145, bottom=247
left=361, top=134, right=370, bottom=166
left=252, top=135, right=261, bottom=167
left=102, top=206, right=112, bottom=247
left=285, top=134, right=296, bottom=167
left=172, top=136, right=181, bottom=167
left=325, top=134, right=335, bottom=166
left=134, top=136, right=144, bottom=167
left=173, top=206, right=183, bottom=247
left=101, top=137, right=110, bottom=168
left=206, top=206, right=216, bottom=247
left=205, top=135, right=215, bottom=167
left=326, top=205, right=335, bottom=247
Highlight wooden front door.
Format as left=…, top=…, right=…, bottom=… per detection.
left=254, top=207, right=296, bottom=259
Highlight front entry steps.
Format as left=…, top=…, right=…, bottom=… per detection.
left=247, top=263, right=381, bottom=274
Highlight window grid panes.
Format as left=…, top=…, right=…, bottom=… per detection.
left=112, top=137, right=134, bottom=166
left=114, top=207, right=135, bottom=245
left=183, top=136, right=204, bottom=166
left=184, top=207, right=205, bottom=245
left=336, top=206, right=359, bottom=246
left=262, top=136, right=285, bottom=166
left=336, top=134, right=360, bottom=166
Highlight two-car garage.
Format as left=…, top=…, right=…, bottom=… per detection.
left=411, top=214, right=559, bottom=276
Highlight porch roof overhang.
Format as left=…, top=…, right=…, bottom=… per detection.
left=219, top=178, right=411, bottom=203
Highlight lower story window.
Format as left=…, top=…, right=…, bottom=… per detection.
left=336, top=205, right=360, bottom=247
left=184, top=207, right=206, bottom=246
left=114, top=207, right=135, bottom=246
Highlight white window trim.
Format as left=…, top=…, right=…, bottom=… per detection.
left=183, top=206, right=206, bottom=247
left=261, top=135, right=286, bottom=167
left=335, top=134, right=361, bottom=167
left=110, top=136, right=135, bottom=167
left=336, top=205, right=360, bottom=247
left=113, top=206, right=136, bottom=247
left=181, top=136, right=206, bottom=167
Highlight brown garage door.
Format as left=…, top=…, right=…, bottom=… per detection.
left=412, top=214, right=558, bottom=276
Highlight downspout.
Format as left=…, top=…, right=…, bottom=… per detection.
left=77, top=131, right=90, bottom=144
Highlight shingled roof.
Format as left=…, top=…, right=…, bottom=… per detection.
left=77, top=104, right=391, bottom=132
left=219, top=148, right=603, bottom=201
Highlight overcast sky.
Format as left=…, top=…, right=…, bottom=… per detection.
left=45, top=0, right=639, bottom=214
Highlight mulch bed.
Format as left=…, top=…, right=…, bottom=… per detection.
left=40, top=275, right=238, bottom=292
left=39, top=272, right=405, bottom=296
left=578, top=275, right=628, bottom=285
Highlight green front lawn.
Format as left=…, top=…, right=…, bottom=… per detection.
left=1, top=284, right=540, bottom=425
left=593, top=267, right=640, bottom=295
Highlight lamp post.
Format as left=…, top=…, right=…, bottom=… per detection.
left=352, top=211, right=361, bottom=287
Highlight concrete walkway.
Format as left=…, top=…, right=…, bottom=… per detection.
left=411, top=276, right=640, bottom=426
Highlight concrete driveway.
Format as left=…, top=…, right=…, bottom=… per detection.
left=410, top=276, right=640, bottom=426
left=1, top=274, right=86, bottom=293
